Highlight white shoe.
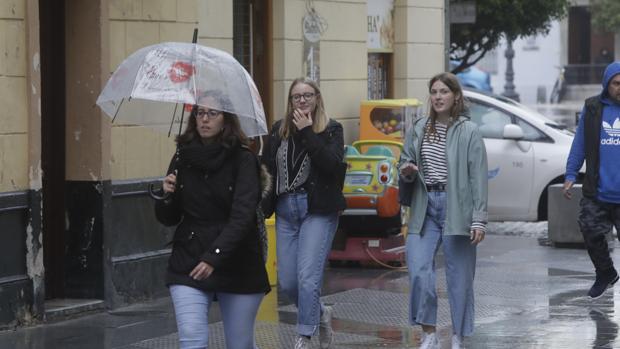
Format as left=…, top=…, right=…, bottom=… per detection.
left=451, top=334, right=463, bottom=349
left=294, top=335, right=311, bottom=349
left=420, top=332, right=439, bottom=349
left=319, top=305, right=334, bottom=348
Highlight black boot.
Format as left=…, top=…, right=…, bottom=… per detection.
left=589, top=268, right=619, bottom=299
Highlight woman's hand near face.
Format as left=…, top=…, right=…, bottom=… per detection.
left=162, top=173, right=177, bottom=193
left=292, top=108, right=313, bottom=130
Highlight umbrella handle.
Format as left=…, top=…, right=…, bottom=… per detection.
left=148, top=183, right=171, bottom=201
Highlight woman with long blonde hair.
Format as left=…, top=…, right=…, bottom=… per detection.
left=262, top=77, right=346, bottom=349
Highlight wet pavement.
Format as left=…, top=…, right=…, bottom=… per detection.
left=2, top=231, right=620, bottom=348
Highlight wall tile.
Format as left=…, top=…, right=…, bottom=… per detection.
left=408, top=7, right=443, bottom=44
left=110, top=126, right=127, bottom=179
left=0, top=0, right=24, bottom=19
left=109, top=20, right=126, bottom=72
left=315, top=1, right=366, bottom=42
left=142, top=0, right=177, bottom=21
left=200, top=1, right=232, bottom=39
left=0, top=134, right=28, bottom=191
left=319, top=79, right=367, bottom=120
left=177, top=0, right=198, bottom=23
left=125, top=21, right=160, bottom=54
left=319, top=41, right=367, bottom=80
left=124, top=127, right=162, bottom=179
left=272, top=39, right=303, bottom=81
left=160, top=22, right=197, bottom=43
left=0, top=19, right=26, bottom=76
left=197, top=38, right=233, bottom=54
left=109, top=0, right=142, bottom=20
left=0, top=76, right=27, bottom=133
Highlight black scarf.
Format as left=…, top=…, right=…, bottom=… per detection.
left=177, top=140, right=236, bottom=173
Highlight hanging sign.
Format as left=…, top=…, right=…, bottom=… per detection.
left=303, top=13, right=321, bottom=83
left=367, top=0, right=394, bottom=52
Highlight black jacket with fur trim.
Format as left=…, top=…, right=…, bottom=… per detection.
left=155, top=142, right=271, bottom=294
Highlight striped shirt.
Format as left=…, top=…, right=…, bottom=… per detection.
left=421, top=122, right=448, bottom=185
left=421, top=120, right=486, bottom=233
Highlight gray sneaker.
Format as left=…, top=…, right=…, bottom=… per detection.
left=294, top=335, right=311, bottom=349
left=319, top=305, right=334, bottom=349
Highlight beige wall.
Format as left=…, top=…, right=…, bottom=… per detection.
left=0, top=0, right=447, bottom=187
left=198, top=1, right=232, bottom=52
left=0, top=0, right=29, bottom=192
left=272, top=0, right=367, bottom=144
left=108, top=0, right=198, bottom=180
left=106, top=0, right=446, bottom=180
left=26, top=0, right=41, bottom=191
left=66, top=0, right=111, bottom=181
left=393, top=0, right=445, bottom=109
left=272, top=0, right=445, bottom=144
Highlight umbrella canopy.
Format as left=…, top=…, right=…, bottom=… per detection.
left=97, top=42, right=267, bottom=137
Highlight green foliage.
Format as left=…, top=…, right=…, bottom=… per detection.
left=450, top=0, right=570, bottom=74
left=591, top=0, right=620, bottom=32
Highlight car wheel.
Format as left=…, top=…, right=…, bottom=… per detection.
left=537, top=176, right=577, bottom=221
left=537, top=186, right=550, bottom=221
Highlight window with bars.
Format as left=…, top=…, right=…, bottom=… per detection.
left=233, top=0, right=251, bottom=71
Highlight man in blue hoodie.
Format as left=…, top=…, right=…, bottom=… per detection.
left=564, top=61, right=620, bottom=299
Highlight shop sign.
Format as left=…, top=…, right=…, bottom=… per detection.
left=367, top=0, right=394, bottom=52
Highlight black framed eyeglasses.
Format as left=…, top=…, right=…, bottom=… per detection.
left=290, top=92, right=316, bottom=102
left=195, top=109, right=222, bottom=120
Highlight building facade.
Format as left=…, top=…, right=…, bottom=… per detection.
left=486, top=0, right=619, bottom=105
left=0, top=0, right=446, bottom=327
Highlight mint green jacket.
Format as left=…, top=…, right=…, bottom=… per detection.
left=401, top=116, right=488, bottom=236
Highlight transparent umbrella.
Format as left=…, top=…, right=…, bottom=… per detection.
left=96, top=42, right=267, bottom=137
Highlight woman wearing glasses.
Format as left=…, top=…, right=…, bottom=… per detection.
left=262, top=78, right=346, bottom=349
left=155, top=90, right=270, bottom=349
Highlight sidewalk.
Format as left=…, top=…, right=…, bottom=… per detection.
left=0, top=233, right=617, bottom=348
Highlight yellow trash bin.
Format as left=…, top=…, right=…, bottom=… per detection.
left=265, top=217, right=277, bottom=286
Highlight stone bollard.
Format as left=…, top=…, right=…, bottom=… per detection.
left=548, top=184, right=614, bottom=248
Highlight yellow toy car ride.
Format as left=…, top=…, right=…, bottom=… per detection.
left=341, top=140, right=403, bottom=228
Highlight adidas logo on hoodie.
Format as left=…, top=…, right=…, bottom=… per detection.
left=601, top=117, right=620, bottom=145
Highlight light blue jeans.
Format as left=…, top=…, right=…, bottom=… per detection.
left=275, top=192, right=339, bottom=337
left=406, top=191, right=477, bottom=337
left=169, top=284, right=264, bottom=349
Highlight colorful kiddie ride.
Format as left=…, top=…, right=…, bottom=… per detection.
left=329, top=99, right=421, bottom=267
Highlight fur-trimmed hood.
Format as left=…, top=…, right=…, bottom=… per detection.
left=259, top=163, right=272, bottom=201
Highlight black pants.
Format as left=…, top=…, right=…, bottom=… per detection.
left=579, top=197, right=620, bottom=272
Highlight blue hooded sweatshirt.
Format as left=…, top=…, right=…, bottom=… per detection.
left=566, top=61, right=620, bottom=203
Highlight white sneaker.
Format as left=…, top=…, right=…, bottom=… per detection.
left=319, top=305, right=334, bottom=348
left=294, top=335, right=311, bottom=349
left=420, top=332, right=439, bottom=349
left=451, top=334, right=463, bottom=349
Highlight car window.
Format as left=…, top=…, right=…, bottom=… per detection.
left=468, top=101, right=512, bottom=139
left=514, top=118, right=550, bottom=142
